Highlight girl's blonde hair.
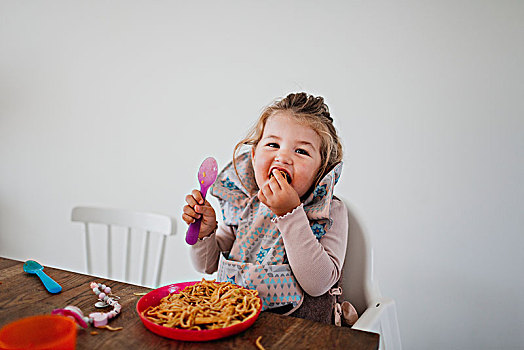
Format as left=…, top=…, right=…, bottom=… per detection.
left=233, top=92, right=343, bottom=196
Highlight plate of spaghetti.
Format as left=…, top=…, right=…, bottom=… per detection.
left=136, top=279, right=262, bottom=341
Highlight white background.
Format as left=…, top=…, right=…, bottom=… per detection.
left=1, top=1, right=523, bottom=349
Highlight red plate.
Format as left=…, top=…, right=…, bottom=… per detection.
left=136, top=281, right=262, bottom=341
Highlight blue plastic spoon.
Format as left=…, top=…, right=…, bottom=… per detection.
left=23, top=260, right=62, bottom=293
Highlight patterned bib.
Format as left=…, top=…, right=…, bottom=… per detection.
left=210, top=152, right=342, bottom=311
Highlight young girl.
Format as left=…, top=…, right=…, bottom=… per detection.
left=182, top=92, right=348, bottom=324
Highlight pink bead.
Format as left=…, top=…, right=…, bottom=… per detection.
left=89, top=312, right=108, bottom=327
left=90, top=282, right=98, bottom=289
left=104, top=286, right=111, bottom=294
left=98, top=292, right=106, bottom=300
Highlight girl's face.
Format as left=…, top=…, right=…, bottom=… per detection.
left=251, top=111, right=322, bottom=198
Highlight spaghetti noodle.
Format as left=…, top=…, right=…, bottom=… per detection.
left=142, top=279, right=261, bottom=330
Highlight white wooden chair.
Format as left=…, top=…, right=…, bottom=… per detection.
left=71, top=206, right=176, bottom=288
left=338, top=197, right=402, bottom=350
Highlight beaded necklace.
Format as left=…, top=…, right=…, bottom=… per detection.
left=52, top=282, right=122, bottom=328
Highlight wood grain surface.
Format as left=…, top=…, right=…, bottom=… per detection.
left=0, top=257, right=379, bottom=349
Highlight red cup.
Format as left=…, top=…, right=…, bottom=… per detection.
left=0, top=315, right=76, bottom=350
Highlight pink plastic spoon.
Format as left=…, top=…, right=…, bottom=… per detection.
left=185, top=157, right=218, bottom=245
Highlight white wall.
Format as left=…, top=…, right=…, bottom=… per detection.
left=1, top=1, right=523, bottom=349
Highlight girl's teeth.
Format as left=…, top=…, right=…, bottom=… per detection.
left=270, top=170, right=291, bottom=184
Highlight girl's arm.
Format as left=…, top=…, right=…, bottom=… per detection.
left=189, top=224, right=236, bottom=274
left=275, top=198, right=348, bottom=296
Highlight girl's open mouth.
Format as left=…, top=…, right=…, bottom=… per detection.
left=269, top=168, right=292, bottom=184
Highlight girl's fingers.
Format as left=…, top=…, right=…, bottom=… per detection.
left=191, top=189, right=205, bottom=205
left=185, top=194, right=198, bottom=206
left=195, top=202, right=216, bottom=219
left=183, top=190, right=213, bottom=226
left=257, top=190, right=267, bottom=205
left=271, top=169, right=286, bottom=187
left=260, top=183, right=273, bottom=200
left=182, top=213, right=196, bottom=224
left=267, top=175, right=281, bottom=193
left=183, top=204, right=201, bottom=219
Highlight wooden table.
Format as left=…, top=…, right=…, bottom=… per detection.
left=0, top=257, right=379, bottom=349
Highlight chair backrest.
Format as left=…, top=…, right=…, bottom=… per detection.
left=71, top=206, right=176, bottom=288
left=338, top=196, right=382, bottom=315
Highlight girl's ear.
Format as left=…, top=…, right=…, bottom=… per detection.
left=251, top=146, right=256, bottom=162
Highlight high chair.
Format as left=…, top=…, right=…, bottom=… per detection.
left=338, top=197, right=402, bottom=350
left=71, top=206, right=176, bottom=288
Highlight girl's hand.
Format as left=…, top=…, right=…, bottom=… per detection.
left=182, top=189, right=217, bottom=238
left=258, top=169, right=301, bottom=217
